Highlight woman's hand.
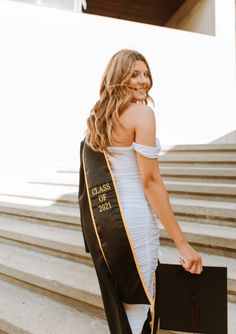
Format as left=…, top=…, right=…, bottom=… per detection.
left=177, top=241, right=203, bottom=274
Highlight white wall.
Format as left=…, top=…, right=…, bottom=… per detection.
left=0, top=0, right=235, bottom=183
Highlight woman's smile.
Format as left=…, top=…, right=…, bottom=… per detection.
left=131, top=86, right=148, bottom=100
left=133, top=88, right=146, bottom=93
left=128, top=60, right=151, bottom=102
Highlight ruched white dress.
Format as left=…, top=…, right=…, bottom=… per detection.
left=107, top=137, right=163, bottom=334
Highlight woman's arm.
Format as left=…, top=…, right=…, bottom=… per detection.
left=131, top=104, right=202, bottom=274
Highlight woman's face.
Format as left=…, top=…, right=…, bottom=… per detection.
left=128, top=60, right=151, bottom=103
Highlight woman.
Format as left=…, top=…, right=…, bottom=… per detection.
left=78, top=49, right=202, bottom=334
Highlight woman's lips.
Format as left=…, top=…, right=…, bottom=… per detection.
left=134, top=88, right=146, bottom=95
left=133, top=88, right=146, bottom=94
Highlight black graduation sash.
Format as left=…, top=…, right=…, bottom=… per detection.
left=78, top=139, right=159, bottom=334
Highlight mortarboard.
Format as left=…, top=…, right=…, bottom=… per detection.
left=157, top=263, right=228, bottom=334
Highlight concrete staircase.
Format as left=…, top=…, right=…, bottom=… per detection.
left=0, top=143, right=235, bottom=333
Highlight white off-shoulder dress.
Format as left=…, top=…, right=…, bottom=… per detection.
left=107, top=137, right=163, bottom=334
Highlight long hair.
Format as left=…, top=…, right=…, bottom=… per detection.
left=85, top=49, right=154, bottom=153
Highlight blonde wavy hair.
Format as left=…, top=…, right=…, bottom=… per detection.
left=85, top=49, right=154, bottom=153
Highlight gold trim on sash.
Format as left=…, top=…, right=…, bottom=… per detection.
left=151, top=274, right=157, bottom=334
left=82, top=148, right=113, bottom=278
left=103, top=150, right=154, bottom=307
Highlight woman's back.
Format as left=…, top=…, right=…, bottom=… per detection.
left=110, top=103, right=143, bottom=147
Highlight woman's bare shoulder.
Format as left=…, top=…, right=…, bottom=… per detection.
left=123, top=103, right=155, bottom=126
left=126, top=103, right=153, bottom=112
left=123, top=103, right=154, bottom=118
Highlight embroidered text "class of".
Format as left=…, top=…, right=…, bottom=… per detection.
left=90, top=183, right=112, bottom=213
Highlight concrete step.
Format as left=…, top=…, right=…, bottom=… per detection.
left=170, top=192, right=236, bottom=204
left=160, top=220, right=236, bottom=258
left=164, top=176, right=235, bottom=185
left=28, top=175, right=236, bottom=200
left=59, top=178, right=236, bottom=204
left=164, top=180, right=236, bottom=201
left=56, top=159, right=236, bottom=174
left=0, top=214, right=236, bottom=262
left=0, top=219, right=235, bottom=298
left=160, top=161, right=236, bottom=168
left=158, top=152, right=236, bottom=164
left=2, top=178, right=236, bottom=209
left=0, top=242, right=235, bottom=332
left=159, top=144, right=236, bottom=152
left=58, top=144, right=236, bottom=158
left=0, top=275, right=235, bottom=334
left=171, top=197, right=236, bottom=226
left=0, top=182, right=77, bottom=205
left=28, top=167, right=236, bottom=185
left=0, top=188, right=235, bottom=227
left=160, top=166, right=236, bottom=180
left=0, top=279, right=108, bottom=334
left=17, top=170, right=235, bottom=207
left=0, top=216, right=87, bottom=264
left=0, top=195, right=80, bottom=229
left=0, top=192, right=235, bottom=235
left=0, top=243, right=103, bottom=317
left=29, top=164, right=236, bottom=179
left=33, top=165, right=236, bottom=180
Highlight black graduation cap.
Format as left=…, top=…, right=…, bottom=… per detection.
left=157, top=263, right=228, bottom=334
